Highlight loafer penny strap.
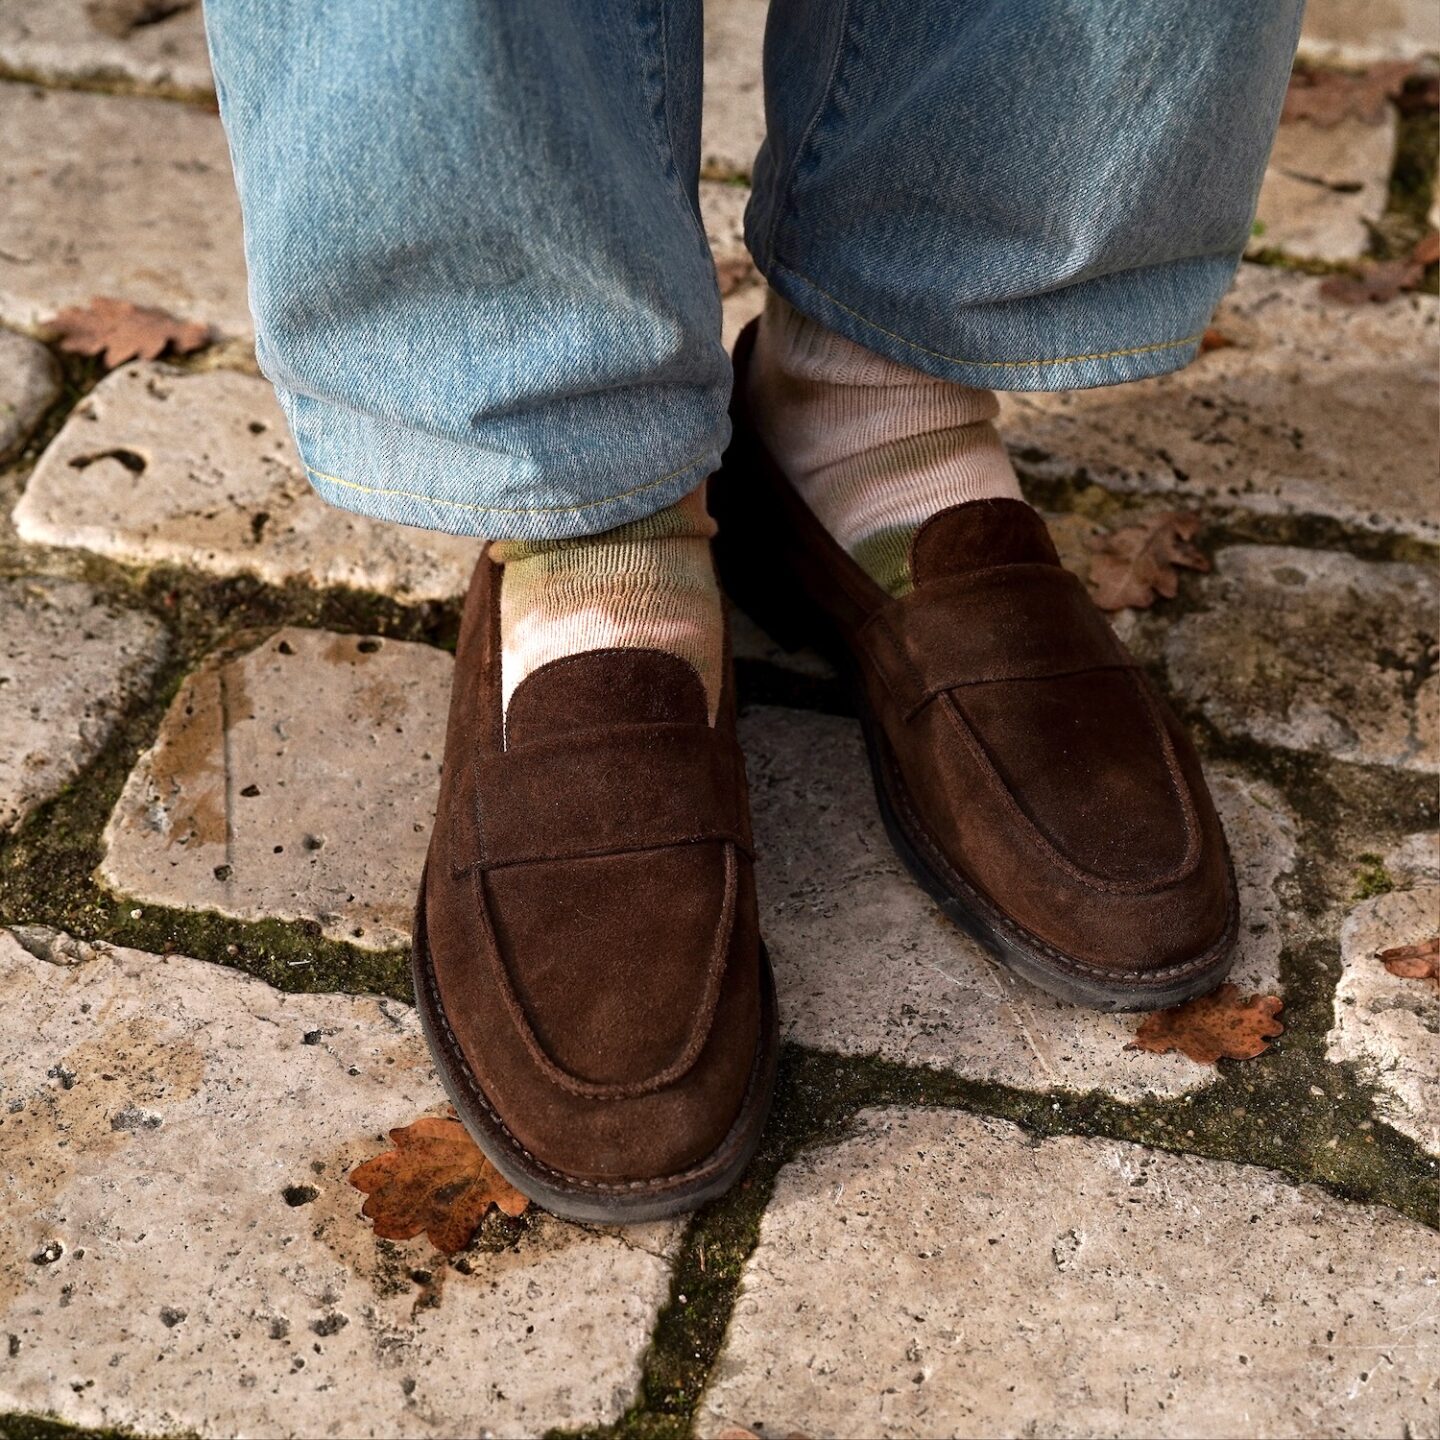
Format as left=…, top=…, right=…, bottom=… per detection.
left=473, top=722, right=752, bottom=870
left=860, top=564, right=1136, bottom=719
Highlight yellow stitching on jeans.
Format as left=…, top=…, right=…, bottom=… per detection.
left=772, top=261, right=1205, bottom=369
left=303, top=449, right=711, bottom=516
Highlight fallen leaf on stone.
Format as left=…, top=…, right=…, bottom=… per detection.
left=1132, top=984, right=1284, bottom=1065
left=1281, top=61, right=1414, bottom=127
left=1086, top=511, right=1210, bottom=611
left=349, top=1114, right=529, bottom=1253
left=1320, top=232, right=1439, bottom=304
left=1199, top=327, right=1234, bottom=353
left=1377, top=935, right=1440, bottom=987
left=48, top=297, right=211, bottom=369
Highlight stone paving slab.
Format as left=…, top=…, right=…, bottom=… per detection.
left=1328, top=886, right=1440, bottom=1156
left=0, top=326, right=59, bottom=462
left=0, top=930, right=680, bottom=1438
left=1001, top=266, right=1440, bottom=542
left=740, top=706, right=1296, bottom=1100
left=698, top=1107, right=1440, bottom=1439
left=13, top=362, right=482, bottom=602
left=0, top=0, right=213, bottom=96
left=1164, top=546, right=1438, bottom=773
left=703, top=0, right=766, bottom=179
left=1252, top=115, right=1395, bottom=261
left=0, top=576, right=166, bottom=834
left=100, top=628, right=449, bottom=949
left=0, top=81, right=250, bottom=338
left=1301, top=0, right=1440, bottom=62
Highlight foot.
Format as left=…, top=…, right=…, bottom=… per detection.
left=414, top=524, right=776, bottom=1222
left=715, top=318, right=1237, bottom=1011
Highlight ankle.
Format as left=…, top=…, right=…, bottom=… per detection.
left=748, top=293, right=1024, bottom=595
left=493, top=485, right=723, bottom=725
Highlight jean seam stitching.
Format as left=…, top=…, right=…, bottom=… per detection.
left=764, top=0, right=853, bottom=266
left=302, top=450, right=710, bottom=517
left=772, top=260, right=1204, bottom=369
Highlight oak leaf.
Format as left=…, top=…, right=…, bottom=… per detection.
left=1377, top=935, right=1440, bottom=987
left=48, top=296, right=210, bottom=369
left=1132, top=983, right=1284, bottom=1065
left=349, top=1114, right=529, bottom=1253
left=1281, top=61, right=1414, bottom=127
left=1086, top=511, right=1210, bottom=612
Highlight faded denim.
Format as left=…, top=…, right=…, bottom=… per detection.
left=203, top=0, right=1302, bottom=541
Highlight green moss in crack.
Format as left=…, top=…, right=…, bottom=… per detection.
left=1372, top=74, right=1440, bottom=269
left=0, top=61, right=216, bottom=108
left=0, top=1415, right=185, bottom=1440
left=1353, top=852, right=1397, bottom=900
left=0, top=565, right=458, bottom=990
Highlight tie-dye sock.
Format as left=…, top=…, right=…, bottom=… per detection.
left=747, top=292, right=1027, bottom=596
left=493, top=483, right=723, bottom=729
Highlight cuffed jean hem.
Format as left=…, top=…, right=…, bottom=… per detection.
left=275, top=389, right=727, bottom=542
left=755, top=252, right=1244, bottom=393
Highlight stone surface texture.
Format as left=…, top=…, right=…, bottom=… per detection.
left=0, top=932, right=679, bottom=1438
left=740, top=706, right=1296, bottom=1100
left=0, top=577, right=166, bottom=833
left=1164, top=546, right=1438, bottom=773
left=0, top=0, right=213, bottom=94
left=0, top=83, right=250, bottom=338
left=702, top=0, right=766, bottom=179
left=1328, top=886, right=1440, bottom=1156
left=1002, top=267, right=1439, bottom=542
left=698, top=1107, right=1440, bottom=1440
left=1253, top=115, right=1396, bottom=261
left=100, top=628, right=449, bottom=949
left=13, top=362, right=481, bottom=601
left=1300, top=0, right=1440, bottom=61
left=0, top=326, right=59, bottom=461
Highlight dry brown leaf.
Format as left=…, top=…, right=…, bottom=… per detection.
left=1377, top=935, right=1440, bottom=987
left=349, top=1114, right=529, bottom=1253
left=1133, top=984, right=1284, bottom=1065
left=1281, top=61, right=1414, bottom=126
left=1199, top=326, right=1234, bottom=353
left=1086, top=511, right=1210, bottom=612
left=1319, top=230, right=1439, bottom=304
left=48, top=296, right=210, bottom=369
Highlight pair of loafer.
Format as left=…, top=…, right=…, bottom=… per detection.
left=412, top=321, right=1236, bottom=1222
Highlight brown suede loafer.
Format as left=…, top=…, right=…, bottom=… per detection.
left=413, top=551, right=777, bottom=1222
left=714, top=320, right=1237, bottom=1012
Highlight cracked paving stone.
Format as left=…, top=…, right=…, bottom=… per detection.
left=1164, top=546, right=1438, bottom=773
left=14, top=362, right=481, bottom=602
left=0, top=83, right=250, bottom=338
left=1252, top=113, right=1396, bottom=262
left=740, top=706, right=1296, bottom=1101
left=697, top=1107, right=1440, bottom=1440
left=1300, top=0, right=1440, bottom=62
left=100, top=628, right=451, bottom=950
left=0, top=931, right=680, bottom=1439
left=0, top=327, right=59, bottom=463
left=0, top=0, right=213, bottom=95
left=0, top=576, right=166, bottom=835
left=1328, top=885, right=1440, bottom=1157
left=1002, top=266, right=1439, bottom=542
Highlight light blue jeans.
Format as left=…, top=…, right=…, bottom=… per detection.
left=203, top=0, right=1302, bottom=541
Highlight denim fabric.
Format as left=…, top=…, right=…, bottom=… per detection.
left=203, top=0, right=1301, bottom=541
